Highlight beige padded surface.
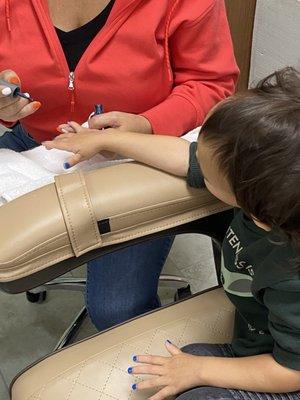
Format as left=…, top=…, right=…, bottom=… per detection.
left=0, top=163, right=228, bottom=283
left=55, top=172, right=102, bottom=257
left=12, top=288, right=234, bottom=400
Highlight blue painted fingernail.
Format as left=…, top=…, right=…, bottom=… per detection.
left=132, top=355, right=138, bottom=362
left=63, top=162, right=71, bottom=170
left=166, top=340, right=172, bottom=344
left=132, top=384, right=137, bottom=391
left=127, top=367, right=133, bottom=374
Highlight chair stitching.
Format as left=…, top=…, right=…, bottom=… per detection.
left=101, top=342, right=125, bottom=396
left=56, top=178, right=79, bottom=254
left=64, top=360, right=88, bottom=400
left=78, top=172, right=100, bottom=249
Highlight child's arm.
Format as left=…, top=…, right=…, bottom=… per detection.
left=131, top=342, right=300, bottom=400
left=43, top=122, right=190, bottom=176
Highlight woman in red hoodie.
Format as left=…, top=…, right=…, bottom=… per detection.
left=0, top=0, right=239, bottom=330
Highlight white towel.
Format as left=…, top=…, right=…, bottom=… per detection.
left=0, top=127, right=200, bottom=204
left=0, top=149, right=54, bottom=202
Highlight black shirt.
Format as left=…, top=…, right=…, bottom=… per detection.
left=187, top=141, right=300, bottom=371
left=55, top=0, right=115, bottom=72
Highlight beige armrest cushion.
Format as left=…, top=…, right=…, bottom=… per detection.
left=0, top=163, right=229, bottom=283
left=11, top=288, right=234, bottom=400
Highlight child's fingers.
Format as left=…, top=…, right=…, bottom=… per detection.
left=64, top=153, right=82, bottom=169
left=42, top=139, right=74, bottom=152
left=133, top=355, right=167, bottom=366
left=149, top=386, right=173, bottom=400
left=133, top=376, right=165, bottom=391
left=53, top=133, right=75, bottom=141
left=128, top=364, right=163, bottom=376
left=165, top=340, right=182, bottom=356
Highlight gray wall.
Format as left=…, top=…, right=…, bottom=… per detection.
left=250, top=0, right=300, bottom=84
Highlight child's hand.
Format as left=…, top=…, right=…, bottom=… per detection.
left=89, top=111, right=153, bottom=134
left=129, top=341, right=204, bottom=400
left=43, top=121, right=106, bottom=168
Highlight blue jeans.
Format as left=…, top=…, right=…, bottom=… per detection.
left=178, top=343, right=300, bottom=400
left=0, top=124, right=174, bottom=331
left=0, top=123, right=38, bottom=151
left=87, top=237, right=174, bottom=330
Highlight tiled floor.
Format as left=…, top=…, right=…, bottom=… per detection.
left=0, top=234, right=216, bottom=400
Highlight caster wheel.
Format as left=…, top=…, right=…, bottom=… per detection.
left=174, top=285, right=192, bottom=301
left=26, top=291, right=47, bottom=304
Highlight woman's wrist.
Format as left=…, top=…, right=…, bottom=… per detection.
left=137, top=115, right=153, bottom=134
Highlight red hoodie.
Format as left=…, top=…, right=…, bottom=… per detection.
left=0, top=0, right=239, bottom=142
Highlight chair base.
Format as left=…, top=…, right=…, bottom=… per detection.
left=26, top=274, right=191, bottom=349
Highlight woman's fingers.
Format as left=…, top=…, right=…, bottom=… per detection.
left=0, top=70, right=40, bottom=121
left=0, top=70, right=21, bottom=98
left=0, top=71, right=40, bottom=121
left=0, top=99, right=41, bottom=122
left=89, top=112, right=119, bottom=129
left=57, top=121, right=82, bottom=135
left=13, top=101, right=41, bottom=119
left=57, top=124, right=76, bottom=134
left=0, top=96, right=20, bottom=111
left=67, top=121, right=84, bottom=133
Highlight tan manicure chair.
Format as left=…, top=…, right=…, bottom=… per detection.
left=11, top=287, right=234, bottom=400
left=1, top=163, right=233, bottom=400
left=0, top=162, right=235, bottom=400
left=1, top=0, right=256, bottom=398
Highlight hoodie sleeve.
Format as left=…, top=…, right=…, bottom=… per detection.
left=0, top=120, right=16, bottom=129
left=141, top=0, right=239, bottom=136
left=264, top=282, right=300, bottom=371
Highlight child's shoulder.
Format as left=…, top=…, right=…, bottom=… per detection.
left=253, top=238, right=300, bottom=295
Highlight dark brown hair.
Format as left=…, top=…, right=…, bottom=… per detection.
left=201, top=67, right=300, bottom=245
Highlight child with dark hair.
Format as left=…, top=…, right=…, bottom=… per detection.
left=44, top=67, right=300, bottom=399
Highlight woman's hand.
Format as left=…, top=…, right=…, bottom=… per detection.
left=43, top=121, right=106, bottom=168
left=129, top=341, right=204, bottom=400
left=0, top=70, right=41, bottom=122
left=89, top=111, right=153, bottom=134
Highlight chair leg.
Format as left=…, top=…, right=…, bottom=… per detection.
left=26, top=277, right=87, bottom=303
left=158, top=274, right=189, bottom=288
left=54, top=306, right=88, bottom=351
left=212, top=239, right=222, bottom=285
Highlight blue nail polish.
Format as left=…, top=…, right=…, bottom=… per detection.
left=127, top=367, right=133, bottom=374
left=132, top=355, right=138, bottom=362
left=63, top=162, right=71, bottom=170
left=166, top=340, right=172, bottom=344
left=132, top=384, right=137, bottom=391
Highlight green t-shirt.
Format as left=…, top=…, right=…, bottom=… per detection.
left=187, top=142, right=300, bottom=371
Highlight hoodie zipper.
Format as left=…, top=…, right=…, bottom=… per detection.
left=68, top=71, right=75, bottom=115
left=31, top=0, right=151, bottom=119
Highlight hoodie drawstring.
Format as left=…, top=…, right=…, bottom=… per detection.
left=5, top=0, right=11, bottom=32
left=164, top=0, right=180, bottom=82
